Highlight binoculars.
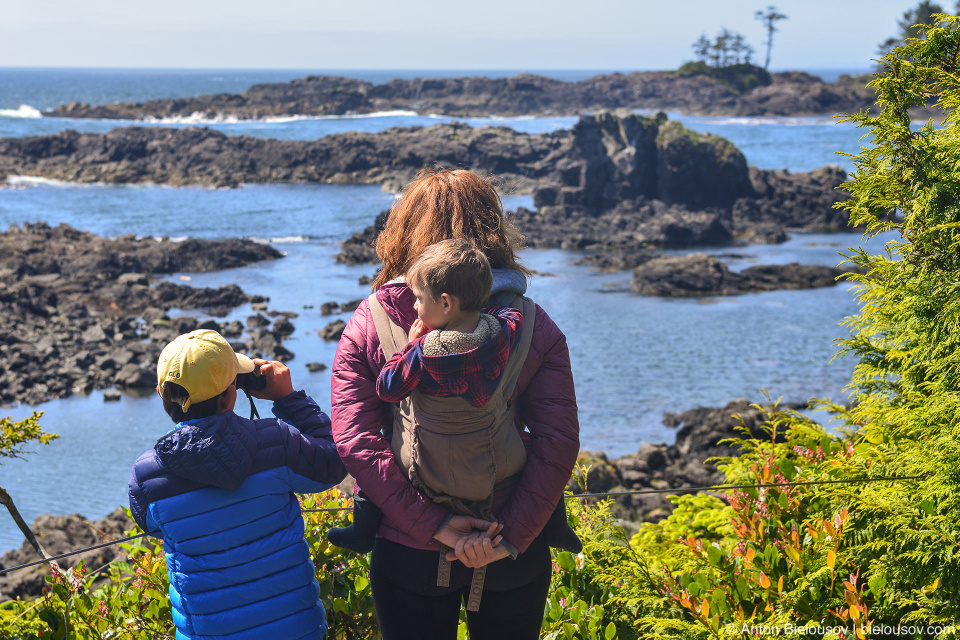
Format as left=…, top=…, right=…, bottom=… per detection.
left=236, top=364, right=267, bottom=391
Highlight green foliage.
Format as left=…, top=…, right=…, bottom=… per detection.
left=635, top=403, right=882, bottom=637
left=0, top=412, right=57, bottom=462
left=878, top=1, right=946, bottom=54
left=676, top=62, right=772, bottom=94
left=0, top=522, right=173, bottom=640
left=834, top=14, right=960, bottom=627
left=0, top=492, right=377, bottom=640
left=541, top=498, right=640, bottom=640
left=689, top=29, right=756, bottom=72
left=581, top=16, right=960, bottom=637
left=300, top=490, right=377, bottom=639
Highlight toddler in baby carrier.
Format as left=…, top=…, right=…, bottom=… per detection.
left=327, top=241, right=583, bottom=553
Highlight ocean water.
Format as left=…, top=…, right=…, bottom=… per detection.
left=0, top=68, right=885, bottom=552
left=0, top=68, right=870, bottom=172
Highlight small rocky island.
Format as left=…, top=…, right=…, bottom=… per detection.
left=44, top=70, right=874, bottom=120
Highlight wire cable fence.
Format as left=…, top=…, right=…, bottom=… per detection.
left=0, top=474, right=926, bottom=577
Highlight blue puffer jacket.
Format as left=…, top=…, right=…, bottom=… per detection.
left=128, top=391, right=346, bottom=640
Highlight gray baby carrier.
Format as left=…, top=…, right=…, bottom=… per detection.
left=369, top=293, right=536, bottom=610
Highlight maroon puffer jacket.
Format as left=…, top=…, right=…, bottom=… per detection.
left=331, top=280, right=580, bottom=553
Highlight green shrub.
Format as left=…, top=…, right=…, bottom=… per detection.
left=676, top=62, right=772, bottom=94
left=0, top=491, right=377, bottom=640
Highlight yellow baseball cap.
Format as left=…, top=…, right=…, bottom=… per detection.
left=156, top=329, right=255, bottom=410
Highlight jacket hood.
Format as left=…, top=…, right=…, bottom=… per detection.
left=154, top=412, right=256, bottom=491
left=376, top=268, right=528, bottom=330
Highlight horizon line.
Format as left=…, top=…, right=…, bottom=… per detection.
left=0, top=65, right=874, bottom=73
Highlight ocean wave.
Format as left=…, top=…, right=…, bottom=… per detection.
left=141, top=112, right=245, bottom=125
left=331, top=110, right=419, bottom=119
left=138, top=109, right=421, bottom=125
left=699, top=116, right=838, bottom=126
left=0, top=104, right=42, bottom=119
left=152, top=236, right=189, bottom=243
left=3, top=175, right=161, bottom=189
left=249, top=235, right=309, bottom=244
left=5, top=175, right=78, bottom=188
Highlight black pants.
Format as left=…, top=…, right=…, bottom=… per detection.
left=369, top=536, right=552, bottom=640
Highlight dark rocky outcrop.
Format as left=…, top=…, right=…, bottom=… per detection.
left=0, top=222, right=288, bottom=406
left=0, top=112, right=853, bottom=272
left=630, top=253, right=848, bottom=296
left=569, top=398, right=800, bottom=530
left=43, top=71, right=875, bottom=120
left=0, top=508, right=134, bottom=602
left=0, top=121, right=561, bottom=189
left=328, top=113, right=851, bottom=264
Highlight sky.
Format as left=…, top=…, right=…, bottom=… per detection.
left=0, top=0, right=950, bottom=71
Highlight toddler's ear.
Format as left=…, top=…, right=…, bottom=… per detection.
left=440, top=293, right=458, bottom=315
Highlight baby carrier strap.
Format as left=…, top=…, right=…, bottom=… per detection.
left=369, top=293, right=409, bottom=361
left=497, top=295, right=536, bottom=402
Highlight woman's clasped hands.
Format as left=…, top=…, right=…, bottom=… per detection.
left=434, top=515, right=511, bottom=568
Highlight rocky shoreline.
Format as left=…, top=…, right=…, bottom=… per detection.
left=0, top=113, right=858, bottom=404
left=0, top=223, right=297, bottom=406
left=569, top=398, right=795, bottom=532
left=44, top=70, right=875, bottom=120
left=2, top=112, right=853, bottom=255
left=0, top=398, right=783, bottom=601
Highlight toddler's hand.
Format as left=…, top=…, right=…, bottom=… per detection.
left=409, top=318, right=429, bottom=342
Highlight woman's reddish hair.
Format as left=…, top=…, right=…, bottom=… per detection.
left=372, top=168, right=529, bottom=290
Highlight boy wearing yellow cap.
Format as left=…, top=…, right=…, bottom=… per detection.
left=128, top=329, right=346, bottom=640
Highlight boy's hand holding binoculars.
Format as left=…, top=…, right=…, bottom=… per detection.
left=239, top=359, right=295, bottom=401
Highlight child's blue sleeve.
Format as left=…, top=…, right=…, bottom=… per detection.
left=273, top=390, right=333, bottom=439
left=271, top=391, right=346, bottom=488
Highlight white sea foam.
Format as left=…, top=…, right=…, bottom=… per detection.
left=138, top=109, right=421, bottom=125
left=482, top=114, right=538, bottom=121
left=0, top=104, right=43, bottom=118
left=704, top=116, right=837, bottom=126
left=249, top=235, right=308, bottom=244
left=331, top=110, right=419, bottom=119
left=5, top=175, right=76, bottom=188
left=141, top=111, right=244, bottom=125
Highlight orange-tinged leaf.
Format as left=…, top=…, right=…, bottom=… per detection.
left=759, top=573, right=771, bottom=589
left=777, top=576, right=784, bottom=592
left=850, top=604, right=861, bottom=620
left=746, top=547, right=756, bottom=563
left=701, top=598, right=709, bottom=618
left=827, top=550, right=837, bottom=570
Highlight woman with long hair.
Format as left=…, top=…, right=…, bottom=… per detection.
left=331, top=168, right=579, bottom=639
